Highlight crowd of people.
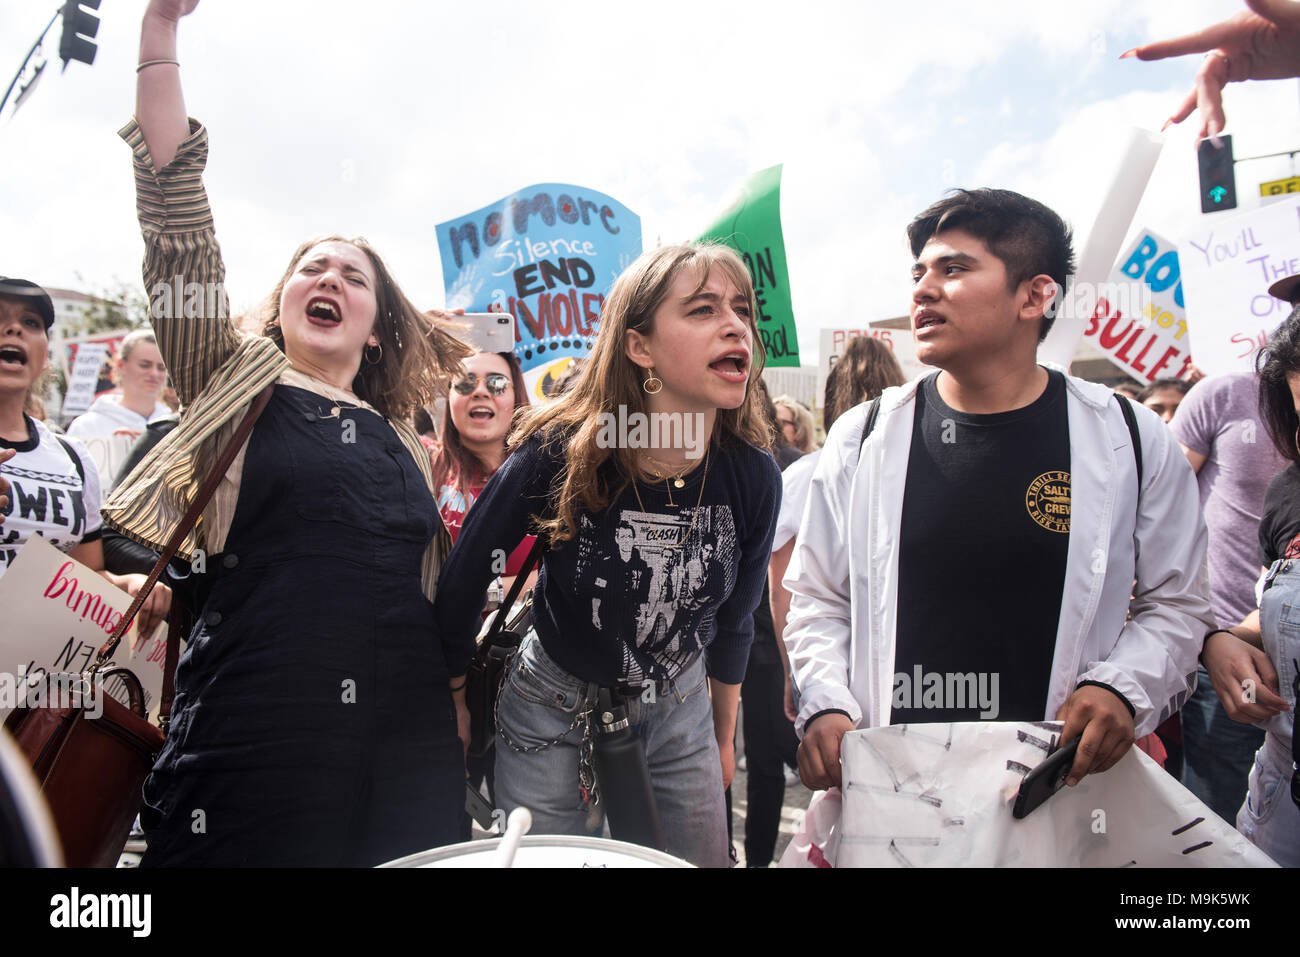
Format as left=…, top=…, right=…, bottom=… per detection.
left=1, top=0, right=1298, bottom=868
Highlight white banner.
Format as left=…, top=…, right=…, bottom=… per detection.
left=1179, top=195, right=1300, bottom=378
left=808, top=722, right=1275, bottom=868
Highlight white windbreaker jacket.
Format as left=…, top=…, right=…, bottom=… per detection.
left=783, top=373, right=1213, bottom=739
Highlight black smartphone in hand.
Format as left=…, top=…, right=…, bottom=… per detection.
left=1012, top=736, right=1080, bottom=819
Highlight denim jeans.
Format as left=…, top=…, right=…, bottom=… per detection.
left=1180, top=668, right=1264, bottom=823
left=1237, top=735, right=1300, bottom=867
left=1239, top=557, right=1300, bottom=867
left=494, top=631, right=728, bottom=867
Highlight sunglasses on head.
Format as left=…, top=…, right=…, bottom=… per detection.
left=453, top=372, right=511, bottom=396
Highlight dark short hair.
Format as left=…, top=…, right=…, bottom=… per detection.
left=907, top=188, right=1075, bottom=341
left=1257, top=304, right=1300, bottom=464
left=1135, top=377, right=1192, bottom=404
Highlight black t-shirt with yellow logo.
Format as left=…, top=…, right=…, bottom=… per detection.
left=891, top=370, right=1069, bottom=725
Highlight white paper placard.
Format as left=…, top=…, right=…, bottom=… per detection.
left=0, top=535, right=168, bottom=722
left=1179, top=196, right=1300, bottom=378
left=1079, top=229, right=1194, bottom=384
left=833, top=722, right=1275, bottom=868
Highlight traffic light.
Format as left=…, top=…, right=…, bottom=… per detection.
left=1197, top=134, right=1237, bottom=213
left=58, top=0, right=101, bottom=69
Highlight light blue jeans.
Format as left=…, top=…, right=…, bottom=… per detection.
left=1240, top=558, right=1300, bottom=867
left=494, top=631, right=728, bottom=867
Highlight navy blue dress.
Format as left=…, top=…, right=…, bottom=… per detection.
left=140, top=386, right=463, bottom=866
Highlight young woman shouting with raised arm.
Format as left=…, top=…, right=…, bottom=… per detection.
left=109, top=0, right=471, bottom=866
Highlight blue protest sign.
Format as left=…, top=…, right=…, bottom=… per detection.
left=437, top=183, right=642, bottom=397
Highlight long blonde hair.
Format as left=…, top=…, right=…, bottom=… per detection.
left=512, top=243, right=769, bottom=543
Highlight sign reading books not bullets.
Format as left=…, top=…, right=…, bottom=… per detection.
left=1080, top=229, right=1195, bottom=385
left=436, top=183, right=643, bottom=400
left=0, top=535, right=166, bottom=723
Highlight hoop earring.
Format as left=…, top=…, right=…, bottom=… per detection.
left=642, top=368, right=663, bottom=395
left=364, top=342, right=383, bottom=365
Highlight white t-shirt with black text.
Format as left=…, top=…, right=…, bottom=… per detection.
left=0, top=415, right=103, bottom=579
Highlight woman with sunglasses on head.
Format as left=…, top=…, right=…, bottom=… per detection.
left=108, top=0, right=472, bottom=866
left=1201, top=297, right=1300, bottom=868
left=434, top=244, right=782, bottom=867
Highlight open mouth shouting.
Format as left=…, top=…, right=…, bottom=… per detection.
left=0, top=343, right=28, bottom=372
left=913, top=308, right=946, bottom=335
left=708, top=348, right=750, bottom=383
left=466, top=404, right=496, bottom=423
left=305, top=296, right=343, bottom=327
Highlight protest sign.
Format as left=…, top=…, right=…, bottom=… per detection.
left=0, top=535, right=167, bottom=723
left=817, top=326, right=928, bottom=403
left=1179, top=195, right=1300, bottom=378
left=59, top=342, right=109, bottom=419
left=74, top=433, right=140, bottom=486
left=437, top=183, right=642, bottom=398
left=696, top=165, right=800, bottom=367
left=1040, top=128, right=1164, bottom=368
left=63, top=332, right=130, bottom=406
left=1079, top=229, right=1194, bottom=384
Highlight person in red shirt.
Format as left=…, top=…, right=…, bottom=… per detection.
left=430, top=349, right=534, bottom=579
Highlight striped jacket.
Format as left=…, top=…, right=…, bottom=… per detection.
left=104, top=118, right=450, bottom=599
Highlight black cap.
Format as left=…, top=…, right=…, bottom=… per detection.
left=0, top=277, right=55, bottom=330
left=1268, top=272, right=1300, bottom=307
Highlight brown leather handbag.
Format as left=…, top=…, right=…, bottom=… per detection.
left=3, top=385, right=273, bottom=867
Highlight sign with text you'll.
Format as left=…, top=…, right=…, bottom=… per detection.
left=1179, top=195, right=1300, bottom=379
left=437, top=184, right=642, bottom=398
left=695, top=165, right=800, bottom=367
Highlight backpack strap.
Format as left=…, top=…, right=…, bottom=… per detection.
left=56, top=436, right=85, bottom=485
left=1114, top=394, right=1143, bottom=490
left=856, top=389, right=1144, bottom=487
left=857, top=396, right=883, bottom=456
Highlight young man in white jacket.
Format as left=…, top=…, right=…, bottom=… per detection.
left=785, top=189, right=1212, bottom=792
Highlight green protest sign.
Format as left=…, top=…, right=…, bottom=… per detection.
left=695, top=164, right=799, bottom=366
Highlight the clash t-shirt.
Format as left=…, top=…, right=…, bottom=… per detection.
left=433, top=433, right=782, bottom=685
left=892, top=371, right=1070, bottom=724
left=0, top=415, right=102, bottom=577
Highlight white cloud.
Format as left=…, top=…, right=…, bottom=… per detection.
left=0, top=0, right=1276, bottom=375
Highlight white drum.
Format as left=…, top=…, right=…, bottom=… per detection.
left=380, top=836, right=693, bottom=868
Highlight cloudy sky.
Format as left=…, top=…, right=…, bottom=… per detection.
left=1, top=0, right=1297, bottom=364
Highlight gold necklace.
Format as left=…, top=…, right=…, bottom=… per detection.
left=632, top=449, right=709, bottom=548
left=641, top=453, right=698, bottom=489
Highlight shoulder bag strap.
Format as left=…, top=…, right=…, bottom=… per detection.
left=481, top=533, right=548, bottom=650
left=90, top=383, right=276, bottom=679
left=1114, top=393, right=1144, bottom=488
